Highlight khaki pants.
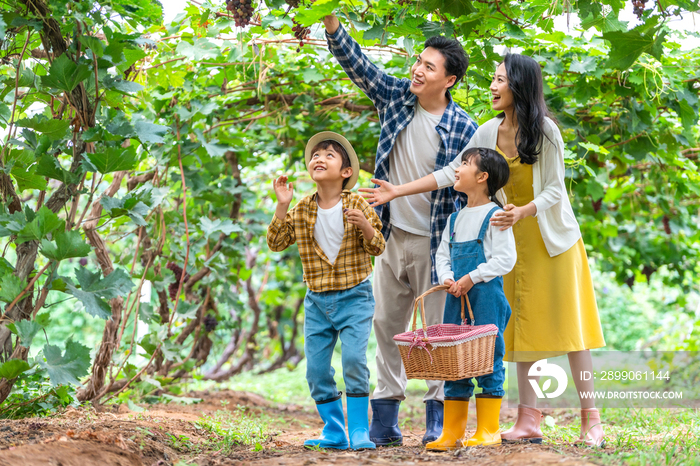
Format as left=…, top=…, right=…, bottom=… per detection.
left=372, top=227, right=445, bottom=402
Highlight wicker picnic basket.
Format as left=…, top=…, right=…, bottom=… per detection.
left=393, top=285, right=498, bottom=381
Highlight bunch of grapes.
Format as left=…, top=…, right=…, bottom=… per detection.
left=631, top=0, right=647, bottom=19
left=226, top=0, right=255, bottom=27
left=204, top=315, right=219, bottom=332
left=292, top=20, right=310, bottom=52
left=166, top=262, right=190, bottom=301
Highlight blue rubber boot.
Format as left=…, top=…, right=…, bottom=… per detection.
left=422, top=399, right=444, bottom=445
left=304, top=398, right=349, bottom=450
left=346, top=396, right=376, bottom=450
left=369, top=399, right=403, bottom=446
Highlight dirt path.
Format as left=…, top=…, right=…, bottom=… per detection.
left=0, top=390, right=604, bottom=466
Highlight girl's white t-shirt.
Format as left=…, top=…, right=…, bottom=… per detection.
left=314, top=199, right=344, bottom=265
left=435, top=202, right=517, bottom=286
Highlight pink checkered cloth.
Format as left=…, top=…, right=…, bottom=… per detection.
left=394, top=323, right=498, bottom=345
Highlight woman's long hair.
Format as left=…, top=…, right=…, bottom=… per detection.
left=501, top=53, right=555, bottom=165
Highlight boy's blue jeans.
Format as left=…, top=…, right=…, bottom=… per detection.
left=304, top=280, right=374, bottom=403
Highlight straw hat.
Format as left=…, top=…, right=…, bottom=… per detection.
left=305, top=131, right=360, bottom=190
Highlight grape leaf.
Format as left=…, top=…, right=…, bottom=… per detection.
left=40, top=54, right=92, bottom=92
left=39, top=230, right=91, bottom=261
left=603, top=25, right=662, bottom=70
left=0, top=359, right=31, bottom=380
left=79, top=36, right=104, bottom=57
left=14, top=320, right=43, bottom=347
left=36, top=154, right=80, bottom=185
left=15, top=206, right=64, bottom=244
left=134, top=121, right=169, bottom=144
left=64, top=268, right=134, bottom=319
left=0, top=258, right=13, bottom=276
left=15, top=118, right=71, bottom=140
left=40, top=339, right=91, bottom=386
left=86, top=147, right=139, bottom=174
left=293, top=0, right=340, bottom=27
left=11, top=164, right=48, bottom=192
left=0, top=210, right=26, bottom=237
left=101, top=195, right=151, bottom=226
left=201, top=140, right=229, bottom=157
left=175, top=37, right=220, bottom=61
left=0, top=274, right=26, bottom=303
left=199, top=218, right=243, bottom=238
left=104, top=75, right=144, bottom=93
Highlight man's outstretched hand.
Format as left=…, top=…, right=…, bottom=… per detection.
left=359, top=179, right=399, bottom=207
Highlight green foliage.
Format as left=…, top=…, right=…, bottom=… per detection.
left=65, top=268, right=134, bottom=319
left=0, top=359, right=31, bottom=379
left=40, top=54, right=92, bottom=93
left=87, top=147, right=140, bottom=174
left=15, top=206, right=63, bottom=244
left=39, top=230, right=91, bottom=261
left=0, top=274, right=26, bottom=303
left=39, top=339, right=91, bottom=386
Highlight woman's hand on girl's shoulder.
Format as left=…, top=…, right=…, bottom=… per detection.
left=490, top=203, right=534, bottom=231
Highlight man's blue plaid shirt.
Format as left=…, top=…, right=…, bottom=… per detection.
left=326, top=23, right=478, bottom=284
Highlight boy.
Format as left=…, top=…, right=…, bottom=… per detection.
left=266, top=132, right=385, bottom=450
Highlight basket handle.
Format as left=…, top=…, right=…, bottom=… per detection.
left=410, top=285, right=475, bottom=335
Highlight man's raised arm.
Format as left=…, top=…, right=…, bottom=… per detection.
left=323, top=14, right=405, bottom=111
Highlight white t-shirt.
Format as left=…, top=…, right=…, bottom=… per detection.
left=388, top=102, right=443, bottom=236
left=435, top=202, right=517, bottom=286
left=314, top=200, right=344, bottom=265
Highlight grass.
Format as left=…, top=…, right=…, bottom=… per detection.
left=193, top=407, right=271, bottom=454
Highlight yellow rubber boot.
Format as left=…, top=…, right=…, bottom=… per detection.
left=425, top=399, right=469, bottom=451
left=465, top=396, right=502, bottom=446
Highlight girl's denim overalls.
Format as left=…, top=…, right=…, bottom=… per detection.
left=443, top=206, right=512, bottom=399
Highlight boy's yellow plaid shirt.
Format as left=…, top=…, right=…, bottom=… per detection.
left=267, top=191, right=385, bottom=292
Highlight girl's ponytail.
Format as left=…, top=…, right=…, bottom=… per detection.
left=489, top=189, right=504, bottom=208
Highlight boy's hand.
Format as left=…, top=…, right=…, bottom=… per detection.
left=456, top=274, right=474, bottom=296
left=273, top=175, right=294, bottom=206
left=345, top=208, right=375, bottom=242
left=445, top=279, right=461, bottom=297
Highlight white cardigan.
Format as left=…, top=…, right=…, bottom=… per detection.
left=433, top=116, right=581, bottom=257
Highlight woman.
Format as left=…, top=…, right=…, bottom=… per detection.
left=360, top=53, right=606, bottom=447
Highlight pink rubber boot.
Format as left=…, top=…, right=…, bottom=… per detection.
left=501, top=404, right=543, bottom=444
left=575, top=408, right=605, bottom=448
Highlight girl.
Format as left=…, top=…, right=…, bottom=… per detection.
left=360, top=53, right=606, bottom=447
left=428, top=147, right=515, bottom=450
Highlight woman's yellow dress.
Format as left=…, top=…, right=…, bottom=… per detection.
left=498, top=147, right=605, bottom=362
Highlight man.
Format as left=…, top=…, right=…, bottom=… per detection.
left=323, top=15, right=478, bottom=446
